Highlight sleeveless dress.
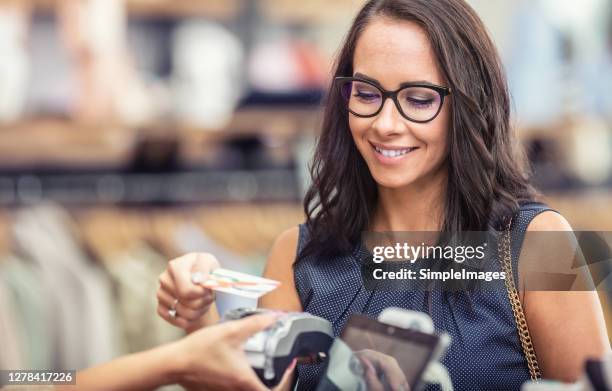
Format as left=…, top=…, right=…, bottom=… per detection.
left=293, top=202, right=555, bottom=391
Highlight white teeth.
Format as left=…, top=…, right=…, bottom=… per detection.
left=374, top=146, right=414, bottom=158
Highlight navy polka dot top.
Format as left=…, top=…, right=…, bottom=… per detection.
left=293, top=202, right=554, bottom=391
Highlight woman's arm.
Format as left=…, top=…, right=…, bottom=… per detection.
left=259, top=226, right=303, bottom=312
left=522, top=211, right=610, bottom=383
left=55, top=314, right=282, bottom=391
left=57, top=344, right=181, bottom=391
left=155, top=226, right=302, bottom=334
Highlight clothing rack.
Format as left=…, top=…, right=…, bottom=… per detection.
left=0, top=169, right=299, bottom=206
left=0, top=202, right=303, bottom=373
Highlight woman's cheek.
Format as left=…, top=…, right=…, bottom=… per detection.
left=349, top=120, right=372, bottom=153
left=349, top=116, right=368, bottom=138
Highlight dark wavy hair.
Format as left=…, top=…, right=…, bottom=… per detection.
left=300, top=0, right=538, bottom=259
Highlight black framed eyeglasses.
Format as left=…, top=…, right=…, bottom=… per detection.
left=335, top=76, right=452, bottom=123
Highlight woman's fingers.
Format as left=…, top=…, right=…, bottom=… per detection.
left=272, top=359, right=297, bottom=391
left=226, top=313, right=282, bottom=342
left=156, top=252, right=224, bottom=331
left=156, top=302, right=207, bottom=331
left=157, top=288, right=208, bottom=320
left=156, top=287, right=213, bottom=321
left=168, top=253, right=220, bottom=301
left=180, top=292, right=215, bottom=311
left=378, top=357, right=409, bottom=391
left=159, top=269, right=214, bottom=307
left=158, top=270, right=175, bottom=293
left=156, top=303, right=191, bottom=329
left=156, top=285, right=213, bottom=312
left=362, top=358, right=385, bottom=391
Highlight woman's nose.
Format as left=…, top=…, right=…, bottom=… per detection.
left=371, top=97, right=406, bottom=136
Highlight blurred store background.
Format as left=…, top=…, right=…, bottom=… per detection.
left=0, top=0, right=610, bottom=378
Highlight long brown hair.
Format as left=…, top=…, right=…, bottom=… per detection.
left=301, top=0, right=537, bottom=259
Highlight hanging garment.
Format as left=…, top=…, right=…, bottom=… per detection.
left=0, top=278, right=25, bottom=369
left=0, top=255, right=53, bottom=369
left=101, top=244, right=184, bottom=354
left=12, top=205, right=120, bottom=370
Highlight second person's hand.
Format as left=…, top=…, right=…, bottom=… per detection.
left=173, top=313, right=296, bottom=391
left=157, top=252, right=221, bottom=332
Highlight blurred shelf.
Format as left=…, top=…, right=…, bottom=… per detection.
left=545, top=191, right=612, bottom=230
left=180, top=106, right=322, bottom=141
left=126, top=0, right=243, bottom=19
left=0, top=106, right=321, bottom=169
left=0, top=119, right=135, bottom=169
left=2, top=0, right=372, bottom=24
left=259, top=0, right=367, bottom=24
left=0, top=169, right=300, bottom=205
left=2, top=0, right=243, bottom=20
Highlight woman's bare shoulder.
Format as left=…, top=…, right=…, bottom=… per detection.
left=526, top=210, right=572, bottom=232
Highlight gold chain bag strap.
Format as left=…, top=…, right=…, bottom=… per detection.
left=498, top=218, right=542, bottom=381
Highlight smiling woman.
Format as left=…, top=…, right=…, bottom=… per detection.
left=257, top=0, right=610, bottom=390
left=299, top=0, right=537, bottom=252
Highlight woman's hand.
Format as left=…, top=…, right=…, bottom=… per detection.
left=354, top=349, right=410, bottom=391
left=59, top=313, right=296, bottom=391
left=173, top=314, right=296, bottom=391
left=157, top=252, right=221, bottom=332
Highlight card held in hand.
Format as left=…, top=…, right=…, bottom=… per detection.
left=191, top=268, right=280, bottom=299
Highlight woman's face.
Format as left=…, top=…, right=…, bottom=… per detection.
left=349, top=17, right=451, bottom=190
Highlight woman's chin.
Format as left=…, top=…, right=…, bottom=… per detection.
left=371, top=174, right=417, bottom=190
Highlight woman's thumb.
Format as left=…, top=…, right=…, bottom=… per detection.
left=229, top=313, right=282, bottom=341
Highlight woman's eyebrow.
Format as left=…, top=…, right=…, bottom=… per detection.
left=354, top=72, right=381, bottom=85
left=353, top=72, right=434, bottom=88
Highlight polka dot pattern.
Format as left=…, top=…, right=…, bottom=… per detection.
left=293, top=203, right=554, bottom=391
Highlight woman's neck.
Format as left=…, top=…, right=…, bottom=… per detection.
left=372, top=170, right=447, bottom=232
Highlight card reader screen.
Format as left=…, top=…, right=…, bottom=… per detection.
left=340, top=314, right=439, bottom=390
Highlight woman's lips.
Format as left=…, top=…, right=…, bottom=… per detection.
left=370, top=142, right=419, bottom=164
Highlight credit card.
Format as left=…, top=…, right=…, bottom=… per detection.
left=191, top=268, right=280, bottom=299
